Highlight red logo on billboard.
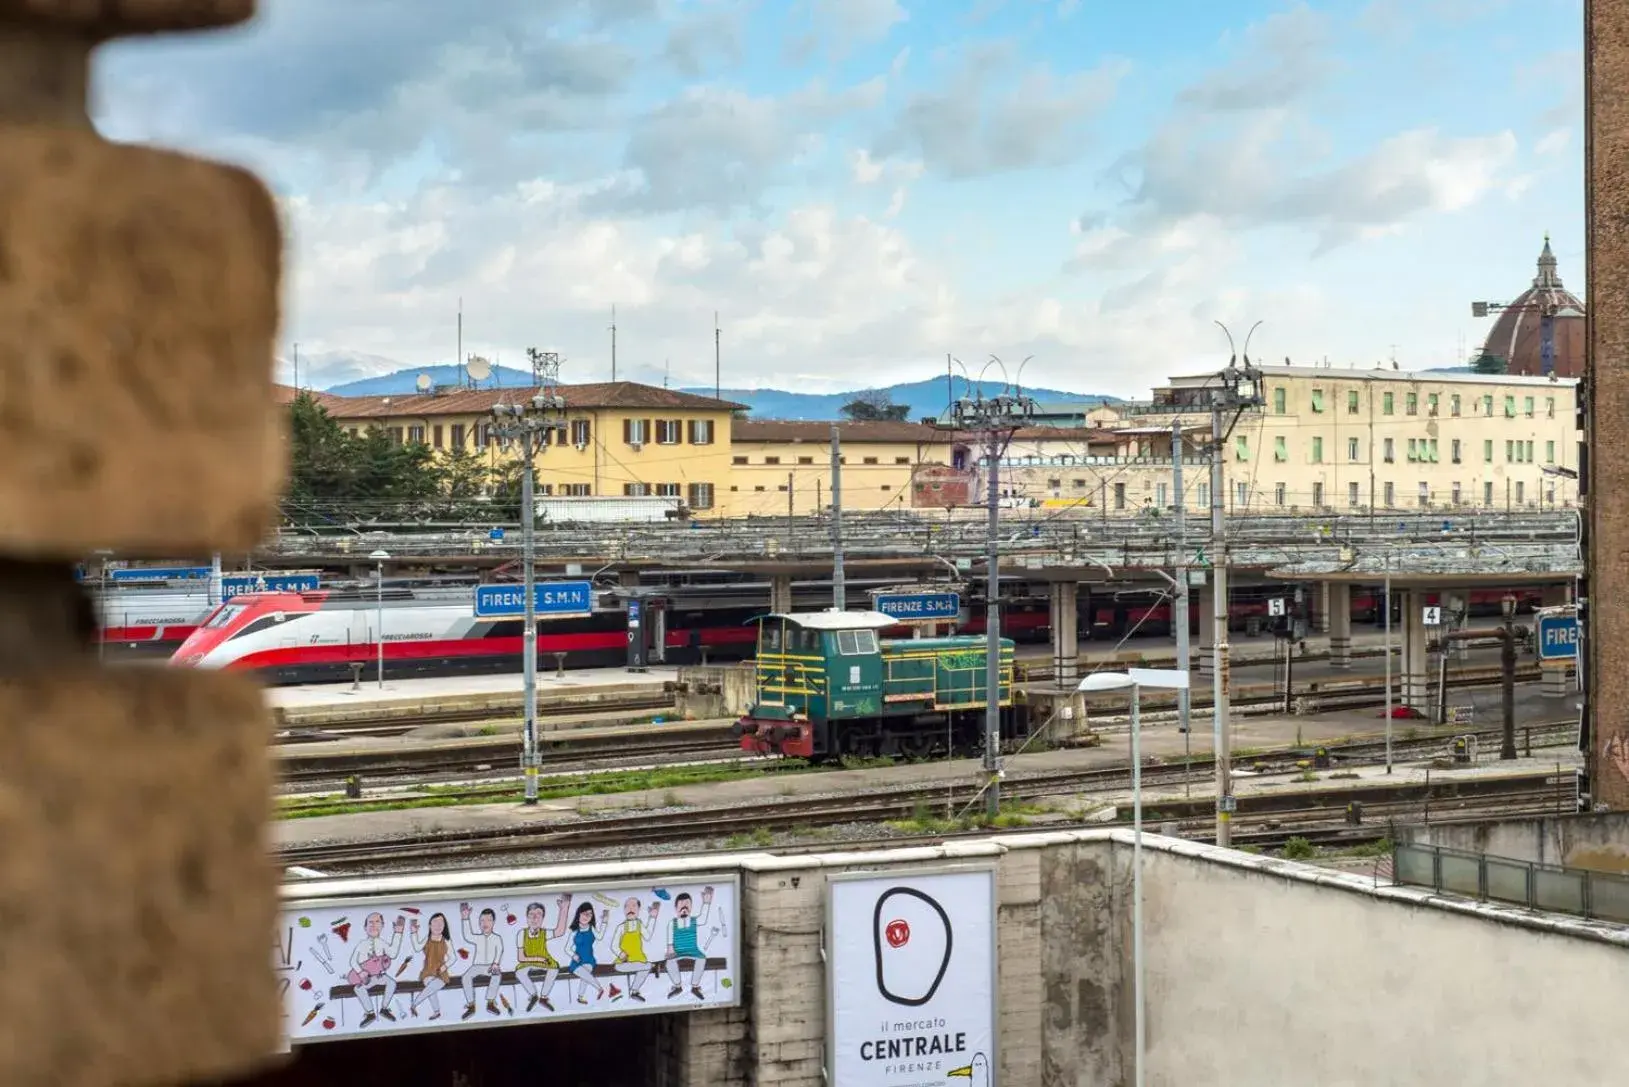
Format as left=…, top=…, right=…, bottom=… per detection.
left=885, top=918, right=910, bottom=948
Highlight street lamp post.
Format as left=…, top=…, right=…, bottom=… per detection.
left=491, top=391, right=567, bottom=806
left=1079, top=666, right=1191, bottom=1087
left=1501, top=592, right=1519, bottom=760
left=369, top=549, right=389, bottom=688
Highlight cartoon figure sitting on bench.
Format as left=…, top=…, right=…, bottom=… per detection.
left=347, top=912, right=405, bottom=1026
left=459, top=903, right=505, bottom=1020
left=515, top=897, right=571, bottom=1013
left=662, top=887, right=722, bottom=1000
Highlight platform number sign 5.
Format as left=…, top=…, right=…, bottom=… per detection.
left=1268, top=598, right=1286, bottom=617
left=1422, top=606, right=1443, bottom=626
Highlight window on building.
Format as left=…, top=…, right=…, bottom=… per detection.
left=1072, top=478, right=1087, bottom=489
left=687, top=419, right=713, bottom=445
left=656, top=483, right=681, bottom=497
left=687, top=482, right=714, bottom=510
left=1383, top=438, right=1395, bottom=463
left=1347, top=437, right=1360, bottom=461
left=624, top=418, right=650, bottom=445
left=1515, top=481, right=1526, bottom=504
left=624, top=482, right=650, bottom=496
left=1450, top=395, right=1461, bottom=417
left=1504, top=395, right=1516, bottom=417
left=1407, top=438, right=1418, bottom=462
left=1546, top=440, right=1556, bottom=463
left=1483, top=439, right=1493, bottom=463
left=1418, top=482, right=1429, bottom=508
left=753, top=485, right=765, bottom=492
left=1451, top=439, right=1461, bottom=464
left=895, top=456, right=911, bottom=465
left=1484, top=481, right=1494, bottom=506
left=1546, top=397, right=1556, bottom=419
left=1347, top=390, right=1360, bottom=414
left=1156, top=483, right=1169, bottom=508
left=1114, top=483, right=1126, bottom=510
left=1427, top=393, right=1439, bottom=415
left=1274, top=435, right=1287, bottom=462
left=732, top=455, right=748, bottom=465
left=535, top=483, right=554, bottom=496
left=1427, top=438, right=1438, bottom=462
left=1383, top=482, right=1395, bottom=507
left=1235, top=435, right=1249, bottom=460
left=654, top=419, right=680, bottom=444
left=1310, top=388, right=1325, bottom=413
left=476, top=423, right=491, bottom=448
left=1196, top=482, right=1210, bottom=508
left=1311, top=436, right=1323, bottom=463
left=1047, top=478, right=1062, bottom=490
left=1450, top=482, right=1461, bottom=505
left=1483, top=395, right=1493, bottom=415
left=566, top=420, right=588, bottom=446
left=1383, top=392, right=1394, bottom=415
left=1274, top=482, right=1286, bottom=506
left=863, top=456, right=879, bottom=465
left=1505, top=440, right=1514, bottom=462
left=432, top=424, right=444, bottom=449
left=1235, top=481, right=1250, bottom=507
left=450, top=423, right=465, bottom=449
left=1526, top=440, right=1534, bottom=462
left=1311, top=481, right=1324, bottom=507
left=407, top=425, right=425, bottom=444
left=1524, top=396, right=1535, bottom=418
left=1273, top=387, right=1286, bottom=414
left=764, top=456, right=781, bottom=465
left=1406, top=392, right=1418, bottom=415
left=562, top=483, right=591, bottom=496
left=1348, top=481, right=1360, bottom=507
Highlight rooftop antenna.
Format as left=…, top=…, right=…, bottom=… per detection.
left=415, top=373, right=432, bottom=394
left=714, top=311, right=721, bottom=401
left=292, top=341, right=299, bottom=391
left=610, top=304, right=618, bottom=382
left=457, top=297, right=464, bottom=387
left=525, top=347, right=562, bottom=398
left=467, top=354, right=492, bottom=386
left=665, top=357, right=671, bottom=389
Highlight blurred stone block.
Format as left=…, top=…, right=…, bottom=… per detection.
left=0, top=0, right=255, bottom=37
left=0, top=127, right=285, bottom=556
left=0, top=666, right=279, bottom=1085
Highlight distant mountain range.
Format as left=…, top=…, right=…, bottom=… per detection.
left=303, top=358, right=1123, bottom=420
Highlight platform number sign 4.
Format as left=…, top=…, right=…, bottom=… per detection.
left=1422, top=606, right=1443, bottom=626
left=1268, top=598, right=1286, bottom=617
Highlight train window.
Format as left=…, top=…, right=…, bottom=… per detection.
left=203, top=606, right=244, bottom=629
left=837, top=630, right=879, bottom=655
left=761, top=624, right=783, bottom=652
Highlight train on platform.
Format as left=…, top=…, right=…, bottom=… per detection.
left=731, top=610, right=1029, bottom=761
left=159, top=576, right=1551, bottom=684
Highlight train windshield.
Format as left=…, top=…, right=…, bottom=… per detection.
left=202, top=605, right=245, bottom=630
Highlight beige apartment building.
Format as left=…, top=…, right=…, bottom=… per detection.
left=990, top=366, right=1580, bottom=516
left=728, top=419, right=956, bottom=516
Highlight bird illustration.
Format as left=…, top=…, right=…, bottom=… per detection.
left=947, top=1053, right=989, bottom=1086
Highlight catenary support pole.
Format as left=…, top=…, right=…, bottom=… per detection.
left=1131, top=680, right=1146, bottom=1087
left=1211, top=402, right=1232, bottom=846
left=984, top=429, right=1002, bottom=819
left=830, top=423, right=845, bottom=610
left=1173, top=417, right=1191, bottom=768
left=522, top=439, right=539, bottom=805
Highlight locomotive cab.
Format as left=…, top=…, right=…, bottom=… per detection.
left=734, top=610, right=896, bottom=759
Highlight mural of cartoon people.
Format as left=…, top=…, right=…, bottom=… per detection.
left=459, top=903, right=505, bottom=1020
left=408, top=912, right=453, bottom=1021
left=514, top=898, right=570, bottom=1013
left=610, top=897, right=661, bottom=1002
left=562, top=897, right=609, bottom=1004
left=347, top=912, right=405, bottom=1026
left=662, top=887, right=721, bottom=1000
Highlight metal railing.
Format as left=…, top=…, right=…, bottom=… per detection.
left=1393, top=841, right=1629, bottom=925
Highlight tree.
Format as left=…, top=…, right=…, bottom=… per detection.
left=840, top=388, right=911, bottom=422
left=1471, top=351, right=1508, bottom=375
left=286, top=392, right=360, bottom=500
left=440, top=444, right=491, bottom=499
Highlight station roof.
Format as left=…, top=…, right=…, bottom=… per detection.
left=318, top=381, right=748, bottom=419
left=1267, top=568, right=1578, bottom=587
left=732, top=419, right=949, bottom=444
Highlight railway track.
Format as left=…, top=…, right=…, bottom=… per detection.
left=277, top=731, right=1578, bottom=872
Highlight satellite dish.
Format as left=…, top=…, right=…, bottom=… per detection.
left=467, top=355, right=492, bottom=382
left=415, top=373, right=432, bottom=392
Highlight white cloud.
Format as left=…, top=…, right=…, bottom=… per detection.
left=1534, top=127, right=1571, bottom=157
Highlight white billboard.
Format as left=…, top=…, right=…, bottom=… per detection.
left=827, top=868, right=997, bottom=1086
left=276, top=876, right=739, bottom=1044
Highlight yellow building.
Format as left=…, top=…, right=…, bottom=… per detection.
left=728, top=420, right=956, bottom=515
left=319, top=381, right=745, bottom=515
left=1144, top=366, right=1581, bottom=513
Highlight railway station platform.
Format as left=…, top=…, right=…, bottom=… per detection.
left=257, top=824, right=1626, bottom=1086
left=266, top=665, right=682, bottom=714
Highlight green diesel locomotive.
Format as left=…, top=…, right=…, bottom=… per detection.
left=732, top=610, right=1028, bottom=760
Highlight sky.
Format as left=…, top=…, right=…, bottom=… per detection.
left=95, top=0, right=1584, bottom=397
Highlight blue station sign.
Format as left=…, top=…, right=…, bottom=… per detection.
left=1536, top=611, right=1579, bottom=661
left=473, top=580, right=595, bottom=619
left=873, top=591, right=962, bottom=623
left=109, top=566, right=211, bottom=582
left=221, top=573, right=321, bottom=601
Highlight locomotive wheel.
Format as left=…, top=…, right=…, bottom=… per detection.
left=839, top=732, right=877, bottom=759
left=896, top=733, right=934, bottom=760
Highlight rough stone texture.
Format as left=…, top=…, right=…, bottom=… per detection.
left=0, top=126, right=286, bottom=556
left=0, top=666, right=279, bottom=1086
left=1588, top=0, right=1629, bottom=809
left=1038, top=842, right=1124, bottom=1086
left=0, top=0, right=254, bottom=37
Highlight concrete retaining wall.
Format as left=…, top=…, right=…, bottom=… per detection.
left=1403, top=810, right=1629, bottom=874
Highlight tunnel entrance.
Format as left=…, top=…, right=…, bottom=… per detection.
left=220, top=1014, right=681, bottom=1087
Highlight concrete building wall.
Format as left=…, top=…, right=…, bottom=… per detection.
left=1403, top=811, right=1629, bottom=874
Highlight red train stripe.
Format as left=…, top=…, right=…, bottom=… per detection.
left=220, top=626, right=760, bottom=671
